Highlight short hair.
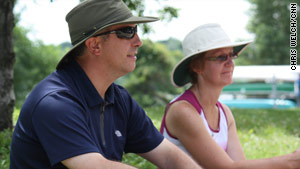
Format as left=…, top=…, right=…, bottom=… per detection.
left=70, top=42, right=86, bottom=59
left=69, top=34, right=110, bottom=59
left=64, top=33, right=111, bottom=65
left=188, top=52, right=206, bottom=84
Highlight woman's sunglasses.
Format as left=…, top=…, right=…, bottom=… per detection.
left=93, top=26, right=137, bottom=39
left=206, top=53, right=238, bottom=62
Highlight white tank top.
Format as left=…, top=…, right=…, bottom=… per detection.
left=160, top=90, right=228, bottom=156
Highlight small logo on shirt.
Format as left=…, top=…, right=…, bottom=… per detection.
left=115, top=130, right=122, bottom=137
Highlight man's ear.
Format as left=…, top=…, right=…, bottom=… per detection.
left=85, top=37, right=101, bottom=56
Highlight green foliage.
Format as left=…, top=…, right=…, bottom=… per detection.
left=0, top=109, right=19, bottom=169
left=233, top=44, right=256, bottom=66
left=145, top=106, right=166, bottom=129
left=123, top=153, right=157, bottom=169
left=158, top=37, right=182, bottom=52
left=13, top=26, right=65, bottom=107
left=4, top=107, right=300, bottom=168
left=123, top=0, right=179, bottom=34
left=122, top=106, right=166, bottom=168
left=12, top=0, right=179, bottom=109
left=120, top=39, right=183, bottom=107
left=0, top=129, right=12, bottom=169
left=245, top=0, right=300, bottom=65
left=157, top=6, right=179, bottom=22
left=13, top=108, right=20, bottom=126
left=123, top=107, right=300, bottom=168
left=233, top=108, right=300, bottom=159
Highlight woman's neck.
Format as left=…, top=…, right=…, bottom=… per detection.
left=191, top=83, right=222, bottom=108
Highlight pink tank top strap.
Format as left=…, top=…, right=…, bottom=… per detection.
left=216, top=101, right=228, bottom=124
left=160, top=90, right=202, bottom=135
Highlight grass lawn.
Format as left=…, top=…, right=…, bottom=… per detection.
left=2, top=107, right=300, bottom=169
left=233, top=108, right=300, bottom=159
left=124, top=107, right=300, bottom=168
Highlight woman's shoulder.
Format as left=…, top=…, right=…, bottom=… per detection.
left=169, top=99, right=197, bottom=113
left=166, top=99, right=206, bottom=139
left=167, top=100, right=200, bottom=124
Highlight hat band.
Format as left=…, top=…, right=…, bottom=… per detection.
left=72, top=28, right=97, bottom=46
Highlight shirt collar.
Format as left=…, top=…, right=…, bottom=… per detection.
left=64, top=61, right=115, bottom=107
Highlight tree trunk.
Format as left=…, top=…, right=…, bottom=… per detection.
left=0, top=0, right=15, bottom=131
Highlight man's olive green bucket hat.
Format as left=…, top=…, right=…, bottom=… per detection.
left=56, top=0, right=159, bottom=69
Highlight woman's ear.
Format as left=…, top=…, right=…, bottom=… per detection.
left=190, top=57, right=204, bottom=74
left=85, top=37, right=101, bottom=56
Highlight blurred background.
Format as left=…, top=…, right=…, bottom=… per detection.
left=9, top=0, right=300, bottom=110
left=1, top=0, right=300, bottom=168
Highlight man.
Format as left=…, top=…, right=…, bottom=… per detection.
left=10, top=0, right=200, bottom=168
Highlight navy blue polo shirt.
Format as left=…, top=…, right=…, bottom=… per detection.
left=10, top=61, right=164, bottom=169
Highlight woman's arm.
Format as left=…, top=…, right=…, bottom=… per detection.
left=222, top=103, right=246, bottom=161
left=166, top=101, right=234, bottom=169
left=165, top=101, right=300, bottom=169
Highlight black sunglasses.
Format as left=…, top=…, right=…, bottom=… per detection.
left=206, top=53, right=238, bottom=62
left=93, top=25, right=138, bottom=39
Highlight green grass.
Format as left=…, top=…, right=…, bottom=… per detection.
left=0, top=129, right=12, bottom=169
left=123, top=107, right=300, bottom=168
left=233, top=108, right=300, bottom=159
left=2, top=107, right=300, bottom=169
left=122, top=106, right=166, bottom=169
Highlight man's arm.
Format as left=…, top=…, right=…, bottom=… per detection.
left=62, top=153, right=137, bottom=169
left=138, top=138, right=201, bottom=169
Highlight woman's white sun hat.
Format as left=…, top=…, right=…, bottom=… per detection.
left=171, top=23, right=252, bottom=87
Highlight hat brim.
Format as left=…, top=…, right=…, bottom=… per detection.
left=171, top=40, right=253, bottom=87
left=56, top=16, right=159, bottom=69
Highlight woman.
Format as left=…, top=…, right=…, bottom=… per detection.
left=160, top=23, right=300, bottom=169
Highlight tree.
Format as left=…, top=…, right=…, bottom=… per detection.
left=0, top=0, right=15, bottom=131
left=123, top=0, right=179, bottom=33
left=0, top=0, right=178, bottom=130
left=159, top=37, right=183, bottom=52
left=245, top=0, right=300, bottom=65
left=119, top=39, right=183, bottom=107
left=13, top=26, right=64, bottom=107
